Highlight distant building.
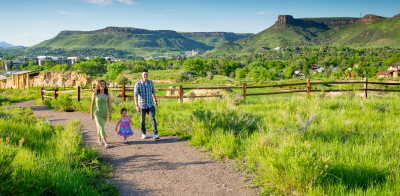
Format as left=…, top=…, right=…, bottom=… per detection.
left=375, top=61, right=400, bottom=78
left=185, top=50, right=208, bottom=57
left=37, top=56, right=72, bottom=66
left=67, top=57, right=78, bottom=64
left=104, top=57, right=116, bottom=62
left=3, top=60, right=23, bottom=70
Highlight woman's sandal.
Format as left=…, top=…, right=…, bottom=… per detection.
left=104, top=143, right=109, bottom=148
left=97, top=140, right=103, bottom=145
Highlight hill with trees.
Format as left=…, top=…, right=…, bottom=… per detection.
left=30, top=27, right=253, bottom=57
left=207, top=14, right=400, bottom=56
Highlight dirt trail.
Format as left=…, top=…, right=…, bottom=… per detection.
left=12, top=100, right=259, bottom=196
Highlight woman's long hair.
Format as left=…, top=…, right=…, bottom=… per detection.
left=96, top=79, right=108, bottom=95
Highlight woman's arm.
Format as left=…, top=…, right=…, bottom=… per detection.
left=108, top=93, right=112, bottom=121
left=91, top=92, right=95, bottom=120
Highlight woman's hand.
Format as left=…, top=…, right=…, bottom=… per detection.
left=91, top=114, right=94, bottom=120
left=136, top=105, right=140, bottom=112
left=109, top=115, right=112, bottom=121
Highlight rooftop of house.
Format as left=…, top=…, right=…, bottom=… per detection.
left=375, top=70, right=398, bottom=75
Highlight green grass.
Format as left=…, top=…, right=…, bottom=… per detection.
left=34, top=82, right=400, bottom=195
left=149, top=93, right=400, bottom=195
left=0, top=88, right=41, bottom=105
left=0, top=104, right=119, bottom=195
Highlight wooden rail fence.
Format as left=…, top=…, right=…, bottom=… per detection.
left=41, top=78, right=400, bottom=102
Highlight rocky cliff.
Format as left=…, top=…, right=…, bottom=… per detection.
left=359, top=14, right=383, bottom=22
left=29, top=72, right=92, bottom=87
left=394, top=14, right=400, bottom=18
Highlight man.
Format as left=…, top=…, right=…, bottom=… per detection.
left=134, top=70, right=160, bottom=140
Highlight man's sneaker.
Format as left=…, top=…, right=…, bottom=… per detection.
left=142, top=134, right=146, bottom=139
left=153, top=134, right=160, bottom=140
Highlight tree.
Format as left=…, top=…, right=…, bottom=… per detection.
left=183, top=58, right=205, bottom=76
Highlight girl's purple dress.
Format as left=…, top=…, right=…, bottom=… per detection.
left=118, top=116, right=134, bottom=137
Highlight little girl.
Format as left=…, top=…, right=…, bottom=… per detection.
left=115, top=108, right=134, bottom=143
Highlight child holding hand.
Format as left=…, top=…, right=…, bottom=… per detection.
left=115, top=108, right=134, bottom=143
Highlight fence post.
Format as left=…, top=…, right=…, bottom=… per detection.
left=122, top=85, right=126, bottom=102
left=77, top=86, right=81, bottom=102
left=41, top=87, right=44, bottom=101
left=243, top=83, right=247, bottom=101
left=364, top=78, right=368, bottom=99
left=54, top=88, right=58, bottom=99
left=307, top=79, right=311, bottom=97
left=179, top=85, right=183, bottom=103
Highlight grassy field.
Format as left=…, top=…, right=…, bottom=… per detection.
left=0, top=105, right=118, bottom=195
left=34, top=81, right=400, bottom=195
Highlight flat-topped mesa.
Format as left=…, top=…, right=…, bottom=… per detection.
left=59, top=27, right=183, bottom=37
left=275, top=15, right=322, bottom=26
left=360, top=14, right=383, bottom=22
left=275, top=15, right=295, bottom=24
left=394, top=14, right=400, bottom=18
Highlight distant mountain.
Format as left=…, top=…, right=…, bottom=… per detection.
left=0, top=41, right=15, bottom=48
left=31, top=27, right=253, bottom=57
left=207, top=14, right=400, bottom=56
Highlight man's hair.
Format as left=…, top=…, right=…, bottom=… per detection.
left=142, top=70, right=148, bottom=73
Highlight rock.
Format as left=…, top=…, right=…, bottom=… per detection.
left=166, top=86, right=180, bottom=96
left=182, top=88, right=240, bottom=102
left=394, top=14, right=400, bottom=18
left=360, top=14, right=382, bottom=22
left=25, top=71, right=92, bottom=88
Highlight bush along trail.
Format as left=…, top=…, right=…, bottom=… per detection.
left=11, top=100, right=258, bottom=196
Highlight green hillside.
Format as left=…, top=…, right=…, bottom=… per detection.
left=207, top=14, right=400, bottom=56
left=179, top=32, right=253, bottom=47
left=31, top=27, right=253, bottom=57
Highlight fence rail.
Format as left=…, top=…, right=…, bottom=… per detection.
left=40, top=78, right=400, bottom=102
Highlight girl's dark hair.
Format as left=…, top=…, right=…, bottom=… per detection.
left=96, top=79, right=108, bottom=95
left=120, top=108, right=127, bottom=114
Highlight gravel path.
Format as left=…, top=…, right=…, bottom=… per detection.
left=13, top=100, right=259, bottom=196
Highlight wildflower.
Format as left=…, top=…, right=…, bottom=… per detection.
left=0, top=138, right=3, bottom=143
left=6, top=137, right=10, bottom=143
left=322, top=156, right=330, bottom=162
left=324, top=165, right=329, bottom=170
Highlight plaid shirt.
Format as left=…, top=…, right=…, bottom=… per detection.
left=134, top=79, right=155, bottom=109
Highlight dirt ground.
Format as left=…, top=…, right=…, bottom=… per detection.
left=12, top=100, right=259, bottom=196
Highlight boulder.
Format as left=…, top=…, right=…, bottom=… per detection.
left=166, top=86, right=180, bottom=96
left=394, top=14, right=400, bottom=18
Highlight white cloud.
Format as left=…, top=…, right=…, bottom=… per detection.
left=5, top=33, right=52, bottom=47
left=115, top=0, right=136, bottom=5
left=83, top=0, right=136, bottom=6
left=166, top=9, right=178, bottom=12
left=58, top=11, right=84, bottom=19
left=42, top=21, right=51, bottom=24
left=253, top=11, right=271, bottom=15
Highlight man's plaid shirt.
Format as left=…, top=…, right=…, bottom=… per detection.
left=134, top=79, right=155, bottom=109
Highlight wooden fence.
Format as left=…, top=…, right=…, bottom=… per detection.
left=41, top=78, right=400, bottom=102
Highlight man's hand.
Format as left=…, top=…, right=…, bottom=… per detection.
left=155, top=102, right=158, bottom=109
left=136, top=105, right=140, bottom=112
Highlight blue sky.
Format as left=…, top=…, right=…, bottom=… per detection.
left=1, top=0, right=399, bottom=46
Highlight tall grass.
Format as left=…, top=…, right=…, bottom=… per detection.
left=153, top=93, right=400, bottom=195
left=38, top=88, right=400, bottom=195
left=0, top=88, right=41, bottom=105
left=0, top=104, right=118, bottom=195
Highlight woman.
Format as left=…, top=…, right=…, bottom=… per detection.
left=91, top=80, right=112, bottom=148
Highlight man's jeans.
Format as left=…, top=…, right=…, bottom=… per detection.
left=140, top=106, right=158, bottom=135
